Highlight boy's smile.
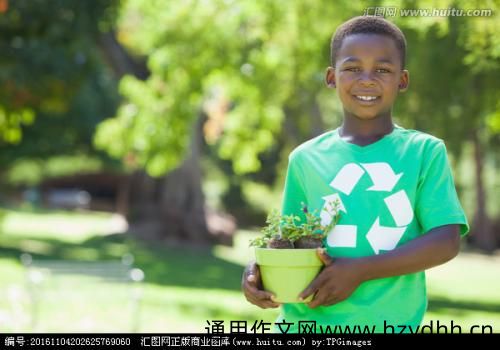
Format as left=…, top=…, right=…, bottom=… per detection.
left=326, top=34, right=409, bottom=122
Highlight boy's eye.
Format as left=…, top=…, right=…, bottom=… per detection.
left=376, top=68, right=390, bottom=73
left=344, top=67, right=360, bottom=72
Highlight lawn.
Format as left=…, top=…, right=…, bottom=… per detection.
left=0, top=208, right=499, bottom=333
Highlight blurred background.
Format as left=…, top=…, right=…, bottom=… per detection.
left=0, top=0, right=499, bottom=333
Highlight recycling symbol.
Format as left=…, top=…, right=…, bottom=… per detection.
left=321, top=162, right=414, bottom=254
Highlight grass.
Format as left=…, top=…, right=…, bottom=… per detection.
left=0, top=208, right=278, bottom=333
left=423, top=252, right=500, bottom=333
left=0, top=207, right=499, bottom=333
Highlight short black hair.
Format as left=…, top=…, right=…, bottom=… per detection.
left=331, top=16, right=407, bottom=69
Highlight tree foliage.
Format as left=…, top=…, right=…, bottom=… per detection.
left=0, top=0, right=120, bottom=167
left=393, top=0, right=500, bottom=158
left=94, top=0, right=364, bottom=176
left=96, top=0, right=500, bottom=179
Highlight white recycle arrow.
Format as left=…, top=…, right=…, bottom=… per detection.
left=329, top=163, right=365, bottom=195
left=327, top=225, right=357, bottom=248
left=325, top=161, right=414, bottom=253
left=384, top=190, right=414, bottom=227
left=366, top=218, right=406, bottom=254
left=361, top=163, right=402, bottom=192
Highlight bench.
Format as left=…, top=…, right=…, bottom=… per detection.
left=21, top=253, right=144, bottom=332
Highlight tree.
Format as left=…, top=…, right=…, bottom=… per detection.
left=0, top=0, right=120, bottom=181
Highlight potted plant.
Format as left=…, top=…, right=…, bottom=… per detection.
left=250, top=200, right=341, bottom=303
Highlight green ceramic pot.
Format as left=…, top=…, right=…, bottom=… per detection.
left=254, top=248, right=323, bottom=303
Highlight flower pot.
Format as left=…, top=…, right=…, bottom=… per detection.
left=254, top=248, right=323, bottom=303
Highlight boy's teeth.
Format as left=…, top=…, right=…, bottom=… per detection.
left=356, top=95, right=377, bottom=101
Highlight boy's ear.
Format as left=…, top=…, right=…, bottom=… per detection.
left=325, top=67, right=336, bottom=88
left=399, top=70, right=410, bottom=92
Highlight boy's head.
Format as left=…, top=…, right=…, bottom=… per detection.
left=326, top=16, right=409, bottom=121
left=331, top=16, right=407, bottom=69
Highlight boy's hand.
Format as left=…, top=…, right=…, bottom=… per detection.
left=299, top=249, right=363, bottom=308
left=242, top=262, right=281, bottom=309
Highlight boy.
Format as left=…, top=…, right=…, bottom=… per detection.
left=242, top=16, right=469, bottom=333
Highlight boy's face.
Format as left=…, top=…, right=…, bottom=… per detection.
left=326, top=34, right=409, bottom=121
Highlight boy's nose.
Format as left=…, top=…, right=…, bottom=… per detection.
left=358, top=73, right=376, bottom=87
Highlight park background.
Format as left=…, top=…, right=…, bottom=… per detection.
left=0, top=0, right=499, bottom=333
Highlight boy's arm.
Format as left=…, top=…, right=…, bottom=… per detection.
left=300, top=224, right=461, bottom=308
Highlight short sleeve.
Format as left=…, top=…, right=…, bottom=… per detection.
left=281, top=151, right=307, bottom=222
left=415, top=141, right=469, bottom=236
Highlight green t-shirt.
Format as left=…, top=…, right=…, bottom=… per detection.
left=276, top=125, right=469, bottom=333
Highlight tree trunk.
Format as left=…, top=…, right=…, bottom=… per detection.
left=158, top=115, right=211, bottom=244
left=471, top=130, right=495, bottom=252
left=99, top=31, right=235, bottom=246
left=99, top=31, right=149, bottom=80
left=127, top=115, right=235, bottom=246
left=115, top=176, right=130, bottom=217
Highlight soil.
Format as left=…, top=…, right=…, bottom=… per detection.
left=294, top=236, right=324, bottom=249
left=267, top=237, right=294, bottom=249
